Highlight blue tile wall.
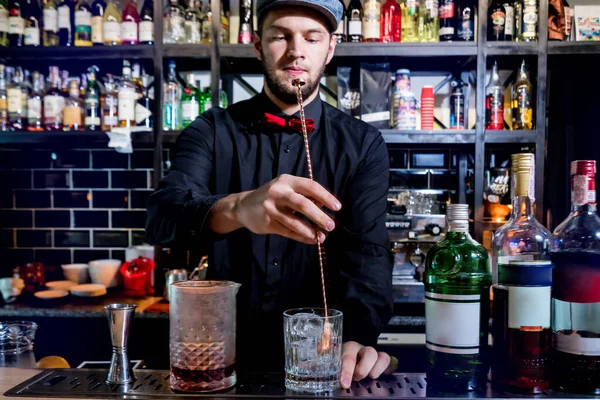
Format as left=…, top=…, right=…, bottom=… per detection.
left=0, top=147, right=162, bottom=272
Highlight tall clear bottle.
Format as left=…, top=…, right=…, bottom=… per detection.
left=100, top=73, right=118, bottom=130
left=491, top=152, right=552, bottom=394
left=102, top=0, right=121, bottom=45
left=184, top=0, right=201, bottom=43
left=163, top=0, right=184, bottom=43
left=7, top=67, right=26, bottom=130
left=163, top=60, right=181, bottom=131
left=85, top=66, right=101, bottom=130
left=118, top=60, right=136, bottom=127
left=0, top=65, right=8, bottom=131
left=551, top=160, right=600, bottom=395
left=181, top=73, right=199, bottom=128
left=418, top=0, right=439, bottom=42
left=43, top=66, right=65, bottom=131
left=26, top=71, right=43, bottom=131
left=424, top=204, right=492, bottom=391
left=362, top=0, right=381, bottom=42
left=74, top=0, right=92, bottom=45
left=485, top=60, right=504, bottom=130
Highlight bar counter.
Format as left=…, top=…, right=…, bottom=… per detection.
left=3, top=367, right=600, bottom=400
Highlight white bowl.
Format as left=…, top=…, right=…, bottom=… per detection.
left=70, top=284, right=107, bottom=297
left=61, top=264, right=90, bottom=284
left=88, top=259, right=122, bottom=288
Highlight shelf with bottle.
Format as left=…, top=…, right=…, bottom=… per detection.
left=0, top=45, right=154, bottom=60
left=382, top=129, right=476, bottom=143
left=485, top=42, right=539, bottom=55
left=1, top=0, right=155, bottom=54
left=548, top=41, right=600, bottom=54
left=0, top=61, right=155, bottom=136
left=487, top=0, right=540, bottom=48
left=485, top=129, right=536, bottom=143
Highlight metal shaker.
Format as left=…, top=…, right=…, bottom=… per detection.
left=105, top=304, right=136, bottom=385
left=163, top=269, right=188, bottom=301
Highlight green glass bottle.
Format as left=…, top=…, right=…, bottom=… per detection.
left=181, top=72, right=199, bottom=128
left=424, top=204, right=492, bottom=391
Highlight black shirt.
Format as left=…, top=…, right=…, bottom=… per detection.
left=146, top=92, right=393, bottom=372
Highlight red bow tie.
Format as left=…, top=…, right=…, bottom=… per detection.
left=263, top=113, right=315, bottom=133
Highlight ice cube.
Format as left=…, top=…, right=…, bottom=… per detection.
left=291, top=313, right=323, bottom=338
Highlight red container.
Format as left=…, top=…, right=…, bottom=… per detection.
left=120, top=256, right=155, bottom=297
left=421, top=86, right=435, bottom=130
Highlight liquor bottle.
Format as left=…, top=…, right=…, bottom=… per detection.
left=491, top=153, right=552, bottom=394
left=118, top=60, right=136, bottom=127
left=120, top=0, right=138, bottom=44
left=439, top=0, right=454, bottom=41
left=135, top=74, right=152, bottom=128
left=552, top=160, right=600, bottom=395
left=200, top=8, right=210, bottom=42
left=43, top=0, right=59, bottom=45
left=488, top=0, right=505, bottom=40
left=8, top=0, right=25, bottom=46
left=511, top=59, right=532, bottom=130
left=238, top=0, right=251, bottom=43
left=0, top=65, right=8, bottom=130
left=131, top=61, right=143, bottom=97
left=102, top=0, right=121, bottom=45
left=455, top=0, right=474, bottom=40
left=449, top=77, right=465, bottom=129
left=26, top=71, right=43, bottom=131
left=201, top=85, right=211, bottom=112
left=164, top=0, right=184, bottom=43
left=0, top=0, right=8, bottom=46
left=514, top=0, right=522, bottom=41
left=74, top=0, right=92, bottom=45
left=401, top=0, right=418, bottom=42
left=519, top=0, right=537, bottom=41
left=181, top=73, right=199, bottom=128
left=63, top=79, right=84, bottom=130
left=138, top=0, right=152, bottom=44
left=90, top=0, right=104, bottom=45
left=84, top=66, right=101, bottom=130
left=184, top=0, right=201, bottom=43
left=503, top=0, right=513, bottom=40
left=362, top=0, right=381, bottom=42
left=57, top=0, right=73, bottom=45
left=7, top=67, right=26, bottom=130
left=219, top=81, right=227, bottom=108
left=485, top=61, right=503, bottom=130
left=43, top=66, right=65, bottom=131
left=100, top=73, right=118, bottom=130
left=219, top=1, right=228, bottom=43
left=418, top=0, right=439, bottom=42
left=163, top=60, right=181, bottom=130
left=23, top=0, right=41, bottom=46
left=381, top=0, right=400, bottom=42
left=424, top=204, right=491, bottom=390
left=346, top=0, right=362, bottom=42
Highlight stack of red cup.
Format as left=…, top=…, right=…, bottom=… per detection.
left=420, top=85, right=435, bottom=130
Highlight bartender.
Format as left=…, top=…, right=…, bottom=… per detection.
left=146, top=0, right=395, bottom=389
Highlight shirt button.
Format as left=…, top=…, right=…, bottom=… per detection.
left=284, top=146, right=290, bottom=154
left=272, top=258, right=278, bottom=266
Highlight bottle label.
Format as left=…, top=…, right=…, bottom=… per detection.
left=439, top=26, right=454, bottom=35
left=486, top=91, right=504, bottom=128
left=43, top=8, right=58, bottom=32
left=8, top=16, right=24, bottom=34
left=63, top=105, right=82, bottom=126
left=572, top=174, right=596, bottom=205
left=185, top=19, right=201, bottom=42
left=75, top=9, right=91, bottom=30
left=85, top=115, right=101, bottom=125
left=43, top=95, right=65, bottom=122
left=135, top=102, right=152, bottom=124
left=363, top=1, right=381, bottom=39
left=406, top=0, right=418, bottom=15
left=450, top=93, right=465, bottom=129
left=498, top=260, right=552, bottom=330
left=426, top=0, right=439, bottom=17
left=440, top=2, right=454, bottom=19
left=491, top=11, right=505, bottom=33
left=425, top=292, right=481, bottom=354
left=139, top=20, right=153, bottom=42
left=523, top=1, right=537, bottom=37
left=170, top=15, right=184, bottom=38
left=121, top=21, right=138, bottom=41
left=0, top=9, right=7, bottom=33
left=91, top=15, right=103, bottom=42
left=118, top=88, right=136, bottom=121
left=27, top=98, right=41, bottom=120
left=7, top=88, right=22, bottom=113
left=58, top=5, right=70, bottom=29
left=553, top=328, right=600, bottom=356
left=24, top=27, right=40, bottom=45
left=103, top=114, right=118, bottom=127
left=504, top=5, right=514, bottom=35
left=181, top=100, right=199, bottom=122
left=457, top=7, right=474, bottom=40
left=348, top=19, right=361, bottom=36
left=103, top=20, right=121, bottom=41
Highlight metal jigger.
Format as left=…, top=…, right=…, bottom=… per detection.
left=105, top=303, right=136, bottom=385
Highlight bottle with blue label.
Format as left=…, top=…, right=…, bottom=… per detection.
left=424, top=204, right=491, bottom=391
left=491, top=153, right=553, bottom=394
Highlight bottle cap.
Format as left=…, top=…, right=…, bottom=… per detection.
left=447, top=204, right=469, bottom=221
left=512, top=153, right=534, bottom=197
left=571, top=160, right=596, bottom=177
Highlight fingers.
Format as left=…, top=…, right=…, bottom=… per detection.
left=285, top=176, right=342, bottom=212
left=353, top=346, right=378, bottom=381
left=269, top=205, right=319, bottom=241
left=340, top=342, right=361, bottom=389
left=367, top=352, right=391, bottom=379
left=269, top=219, right=318, bottom=245
left=283, top=192, right=335, bottom=232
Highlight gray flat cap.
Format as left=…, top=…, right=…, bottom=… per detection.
left=256, top=0, right=344, bottom=31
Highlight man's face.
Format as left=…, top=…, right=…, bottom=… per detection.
left=254, top=7, right=336, bottom=105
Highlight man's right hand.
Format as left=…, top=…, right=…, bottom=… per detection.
left=209, top=174, right=342, bottom=244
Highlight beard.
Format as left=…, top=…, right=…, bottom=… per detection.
left=261, top=51, right=326, bottom=105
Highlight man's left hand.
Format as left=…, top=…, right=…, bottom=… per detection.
left=340, top=341, right=398, bottom=389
